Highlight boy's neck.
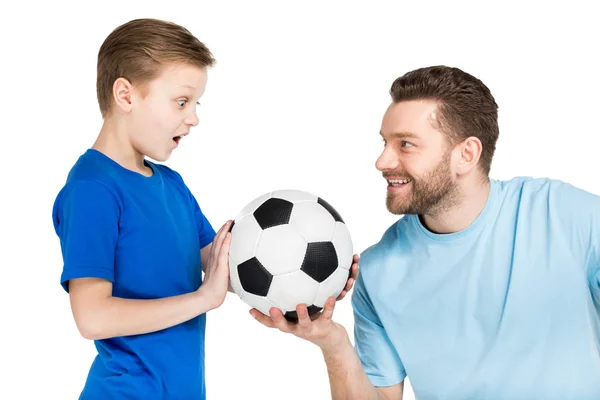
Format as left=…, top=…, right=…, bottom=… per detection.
left=92, top=118, right=152, bottom=177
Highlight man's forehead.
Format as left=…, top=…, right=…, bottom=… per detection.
left=381, top=101, right=442, bottom=139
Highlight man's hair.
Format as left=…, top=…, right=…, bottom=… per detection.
left=96, top=18, right=216, bottom=118
left=390, top=66, right=499, bottom=176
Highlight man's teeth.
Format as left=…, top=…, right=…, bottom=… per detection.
left=388, top=179, right=411, bottom=186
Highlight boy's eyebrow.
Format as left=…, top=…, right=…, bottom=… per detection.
left=178, top=84, right=197, bottom=90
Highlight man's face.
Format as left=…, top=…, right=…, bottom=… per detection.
left=376, top=100, right=458, bottom=215
left=129, top=63, right=208, bottom=161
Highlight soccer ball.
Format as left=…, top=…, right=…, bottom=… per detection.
left=228, top=189, right=353, bottom=321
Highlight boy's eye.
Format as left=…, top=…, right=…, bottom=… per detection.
left=177, top=99, right=187, bottom=107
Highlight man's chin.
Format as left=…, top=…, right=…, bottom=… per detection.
left=386, top=201, right=410, bottom=215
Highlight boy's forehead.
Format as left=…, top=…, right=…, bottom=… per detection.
left=153, top=64, right=207, bottom=90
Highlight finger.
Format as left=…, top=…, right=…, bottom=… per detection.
left=209, top=223, right=228, bottom=260
left=295, top=304, right=312, bottom=331
left=249, top=309, right=275, bottom=328
left=269, top=307, right=292, bottom=333
left=321, top=296, right=336, bottom=321
left=212, top=220, right=233, bottom=258
left=217, top=232, right=232, bottom=268
left=350, top=261, right=359, bottom=280
left=344, top=278, right=355, bottom=292
left=353, top=253, right=360, bottom=263
left=336, top=290, right=347, bottom=301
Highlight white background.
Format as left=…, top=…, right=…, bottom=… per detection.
left=1, top=1, right=599, bottom=399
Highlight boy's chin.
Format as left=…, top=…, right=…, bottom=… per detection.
left=144, top=150, right=171, bottom=163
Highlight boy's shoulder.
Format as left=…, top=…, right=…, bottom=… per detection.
left=147, top=160, right=185, bottom=184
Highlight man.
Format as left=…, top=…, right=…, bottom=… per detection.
left=251, top=65, right=600, bottom=399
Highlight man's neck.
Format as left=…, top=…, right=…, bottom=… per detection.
left=420, top=178, right=491, bottom=234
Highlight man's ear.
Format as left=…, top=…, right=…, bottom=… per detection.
left=455, top=136, right=483, bottom=175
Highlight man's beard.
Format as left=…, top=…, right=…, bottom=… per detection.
left=385, top=150, right=458, bottom=216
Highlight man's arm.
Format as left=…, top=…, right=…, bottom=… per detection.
left=251, top=297, right=403, bottom=399
left=323, top=322, right=404, bottom=399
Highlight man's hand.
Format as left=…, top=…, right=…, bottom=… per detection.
left=336, top=254, right=359, bottom=301
left=250, top=296, right=349, bottom=353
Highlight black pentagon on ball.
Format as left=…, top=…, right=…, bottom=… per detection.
left=253, top=198, right=294, bottom=230
left=284, top=305, right=323, bottom=322
left=300, top=241, right=338, bottom=283
left=238, top=257, right=273, bottom=297
left=317, top=197, right=344, bottom=223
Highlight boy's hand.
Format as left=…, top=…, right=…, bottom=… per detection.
left=197, top=220, right=232, bottom=310
left=336, top=254, right=359, bottom=301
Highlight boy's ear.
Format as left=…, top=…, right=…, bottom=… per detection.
left=112, top=77, right=134, bottom=113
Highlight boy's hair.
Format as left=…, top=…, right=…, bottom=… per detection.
left=390, top=66, right=499, bottom=176
left=97, top=18, right=216, bottom=118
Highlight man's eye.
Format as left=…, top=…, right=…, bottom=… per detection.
left=401, top=141, right=413, bottom=147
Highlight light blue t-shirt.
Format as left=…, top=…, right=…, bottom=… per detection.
left=352, top=177, right=600, bottom=399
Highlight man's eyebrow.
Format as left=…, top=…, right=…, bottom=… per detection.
left=379, top=131, right=419, bottom=139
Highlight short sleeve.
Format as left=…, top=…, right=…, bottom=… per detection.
left=551, top=181, right=600, bottom=296
left=351, top=271, right=406, bottom=387
left=590, top=201, right=600, bottom=300
left=52, top=180, right=120, bottom=292
left=191, top=194, right=216, bottom=249
left=167, top=167, right=216, bottom=249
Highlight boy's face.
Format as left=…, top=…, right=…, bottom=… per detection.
left=128, top=63, right=208, bottom=161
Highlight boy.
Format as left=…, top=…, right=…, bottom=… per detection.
left=52, top=18, right=357, bottom=399
left=51, top=18, right=231, bottom=399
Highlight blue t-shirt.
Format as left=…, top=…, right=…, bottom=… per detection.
left=352, top=177, right=600, bottom=399
left=52, top=149, right=216, bottom=399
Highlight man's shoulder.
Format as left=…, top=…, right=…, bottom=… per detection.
left=497, top=176, right=599, bottom=207
left=360, top=216, right=413, bottom=266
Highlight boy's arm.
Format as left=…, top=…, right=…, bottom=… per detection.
left=69, top=278, right=216, bottom=340
left=69, top=220, right=232, bottom=340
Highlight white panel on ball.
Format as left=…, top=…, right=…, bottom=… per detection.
left=241, top=292, right=281, bottom=316
left=229, top=216, right=262, bottom=265
left=313, top=267, right=349, bottom=307
left=331, top=222, right=353, bottom=270
left=255, top=225, right=307, bottom=276
left=271, top=189, right=318, bottom=203
left=267, top=271, right=320, bottom=312
left=289, top=202, right=336, bottom=243
left=234, top=191, right=273, bottom=220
